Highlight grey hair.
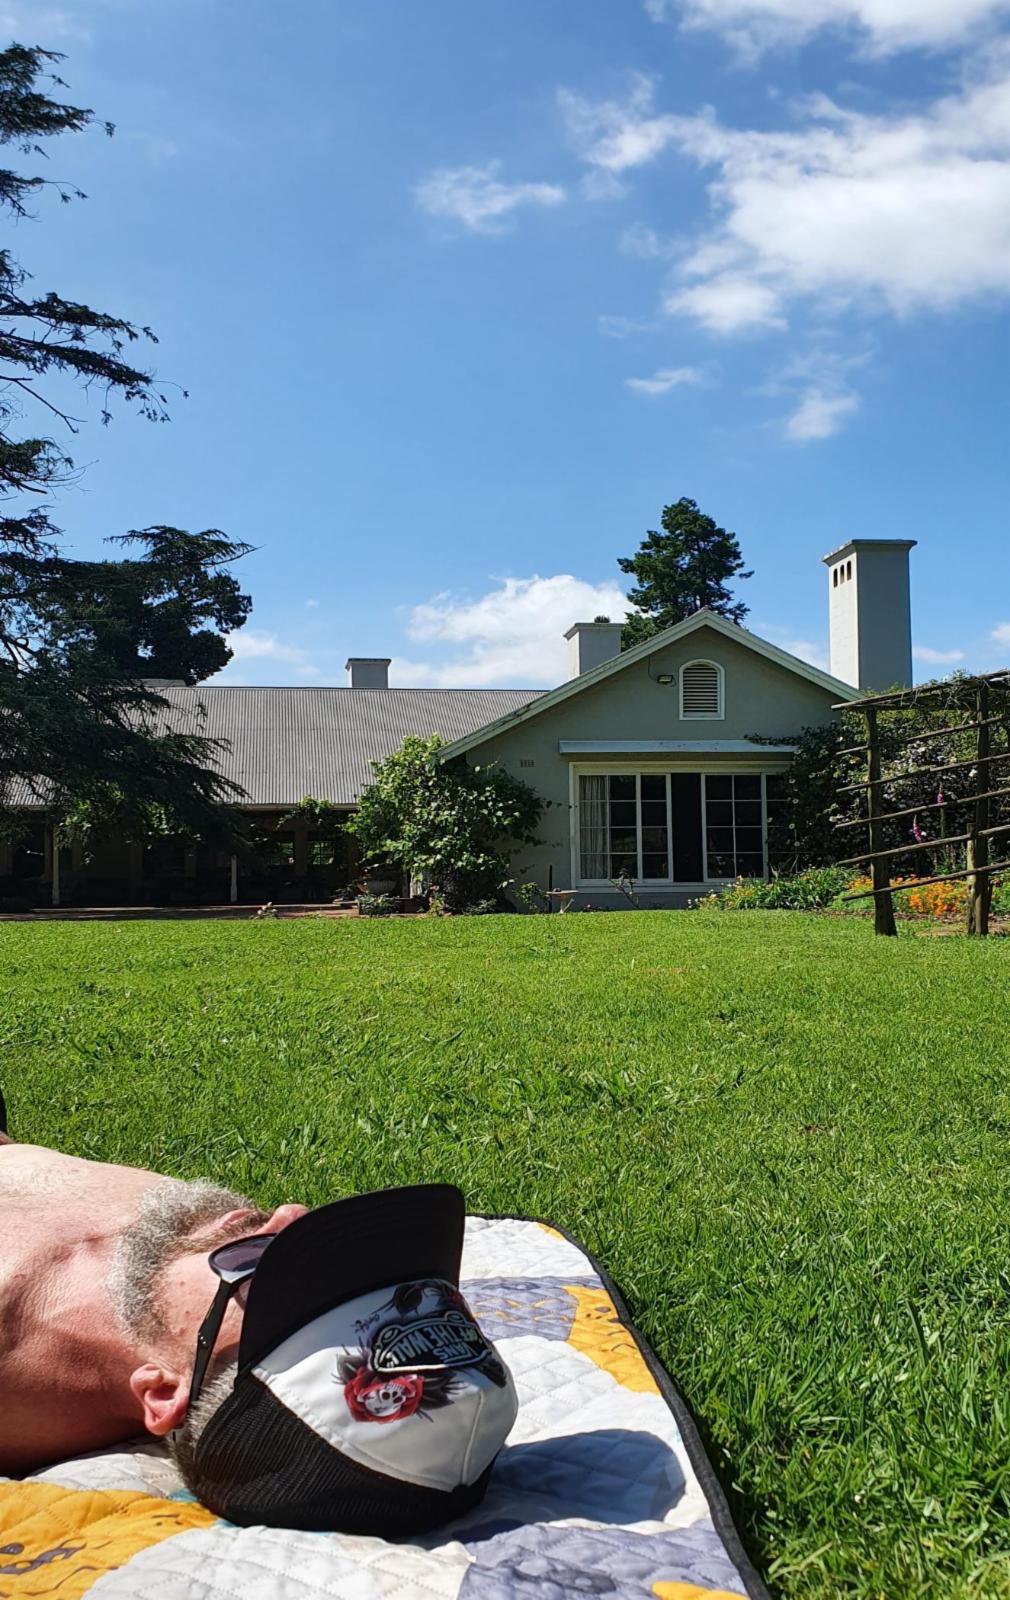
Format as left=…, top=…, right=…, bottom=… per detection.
left=107, top=1178, right=258, bottom=1341
left=167, top=1355, right=238, bottom=1503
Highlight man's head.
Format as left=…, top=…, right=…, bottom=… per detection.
left=119, top=1184, right=518, bottom=1536
left=110, top=1179, right=308, bottom=1440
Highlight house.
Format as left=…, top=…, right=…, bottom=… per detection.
left=1, top=538, right=915, bottom=909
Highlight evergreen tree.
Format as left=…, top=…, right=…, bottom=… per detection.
left=619, top=497, right=752, bottom=648
left=0, top=46, right=244, bottom=837
left=36, top=526, right=252, bottom=685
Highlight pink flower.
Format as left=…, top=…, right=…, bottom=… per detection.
left=912, top=817, right=926, bottom=843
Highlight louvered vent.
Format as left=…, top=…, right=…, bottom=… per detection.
left=680, top=661, right=722, bottom=719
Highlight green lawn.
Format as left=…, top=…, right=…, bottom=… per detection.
left=6, top=911, right=1010, bottom=1597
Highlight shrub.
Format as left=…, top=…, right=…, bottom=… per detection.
left=697, top=865, right=853, bottom=911
left=357, top=893, right=400, bottom=918
left=347, top=735, right=542, bottom=912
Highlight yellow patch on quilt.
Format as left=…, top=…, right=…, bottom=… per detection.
left=563, top=1283, right=660, bottom=1394
left=652, top=1585, right=747, bottom=1599
left=0, top=1480, right=214, bottom=1597
left=535, top=1222, right=568, bottom=1241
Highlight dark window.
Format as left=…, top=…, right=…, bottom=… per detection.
left=704, top=775, right=768, bottom=880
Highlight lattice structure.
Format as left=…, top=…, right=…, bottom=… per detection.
left=833, top=671, right=1010, bottom=937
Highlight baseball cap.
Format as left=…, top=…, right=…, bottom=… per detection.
left=188, top=1184, right=518, bottom=1534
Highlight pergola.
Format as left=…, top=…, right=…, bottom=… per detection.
left=834, top=670, right=1010, bottom=937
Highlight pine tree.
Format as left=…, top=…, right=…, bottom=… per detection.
left=0, top=46, right=244, bottom=839
left=619, top=497, right=752, bottom=649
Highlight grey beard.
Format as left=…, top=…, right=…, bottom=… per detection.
left=107, top=1178, right=268, bottom=1342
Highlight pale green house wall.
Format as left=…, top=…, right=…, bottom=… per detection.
left=464, top=624, right=844, bottom=908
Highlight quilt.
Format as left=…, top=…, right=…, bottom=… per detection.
left=0, top=1216, right=769, bottom=1599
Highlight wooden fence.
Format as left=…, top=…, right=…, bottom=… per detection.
left=833, top=671, right=1010, bottom=937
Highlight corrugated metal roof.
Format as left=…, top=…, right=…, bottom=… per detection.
left=147, top=685, right=545, bottom=806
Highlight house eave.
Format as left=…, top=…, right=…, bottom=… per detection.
left=558, top=740, right=797, bottom=755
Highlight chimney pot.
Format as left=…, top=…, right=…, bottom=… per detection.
left=346, top=657, right=391, bottom=689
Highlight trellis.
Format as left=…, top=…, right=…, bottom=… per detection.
left=833, top=670, right=1010, bottom=937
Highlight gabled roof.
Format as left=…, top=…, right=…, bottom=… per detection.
left=438, top=608, right=857, bottom=760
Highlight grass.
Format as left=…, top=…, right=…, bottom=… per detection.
left=6, top=911, right=1010, bottom=1598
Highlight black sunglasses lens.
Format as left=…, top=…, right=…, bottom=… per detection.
left=211, top=1233, right=276, bottom=1281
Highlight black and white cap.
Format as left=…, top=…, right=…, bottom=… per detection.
left=190, top=1185, right=518, bottom=1534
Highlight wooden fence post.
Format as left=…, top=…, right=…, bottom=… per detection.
left=866, top=707, right=897, bottom=937
left=967, top=683, right=991, bottom=936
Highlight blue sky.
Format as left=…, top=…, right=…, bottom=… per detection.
left=13, top=0, right=1010, bottom=687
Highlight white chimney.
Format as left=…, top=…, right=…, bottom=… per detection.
left=346, top=657, right=391, bottom=689
left=823, top=540, right=916, bottom=691
left=564, top=621, right=624, bottom=679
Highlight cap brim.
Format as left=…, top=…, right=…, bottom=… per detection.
left=238, top=1184, right=465, bottom=1372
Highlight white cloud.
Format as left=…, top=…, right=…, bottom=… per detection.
left=785, top=387, right=860, bottom=438
left=559, top=76, right=681, bottom=174
left=581, top=169, right=628, bottom=201
left=646, top=0, right=1010, bottom=57
left=619, top=221, right=670, bottom=259
left=304, top=599, right=320, bottom=609
left=415, top=162, right=565, bottom=234
left=914, top=645, right=967, bottom=663
left=625, top=365, right=705, bottom=394
left=564, top=66, right=1010, bottom=335
left=215, top=629, right=321, bottom=683
left=770, top=346, right=867, bottom=438
left=991, top=623, right=1010, bottom=644
left=392, top=574, right=630, bottom=688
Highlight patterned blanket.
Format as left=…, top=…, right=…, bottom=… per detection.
left=0, top=1217, right=768, bottom=1599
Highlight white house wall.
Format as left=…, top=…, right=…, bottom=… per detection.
left=465, top=624, right=841, bottom=906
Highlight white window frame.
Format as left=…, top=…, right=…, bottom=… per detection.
left=573, top=769, right=675, bottom=889
left=701, top=772, right=769, bottom=884
left=679, top=659, right=725, bottom=722
left=570, top=764, right=781, bottom=891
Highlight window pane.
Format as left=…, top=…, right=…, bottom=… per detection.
left=641, top=854, right=668, bottom=879
left=737, top=854, right=765, bottom=878
left=707, top=777, right=732, bottom=800
left=707, top=853, right=736, bottom=878
left=735, top=801, right=763, bottom=825
left=641, top=826, right=668, bottom=852
left=641, top=801, right=668, bottom=826
left=707, top=828, right=734, bottom=854
left=706, top=800, right=733, bottom=825
left=611, top=853, right=637, bottom=877
left=641, top=774, right=666, bottom=801
left=611, top=830, right=637, bottom=856
left=735, top=776, right=762, bottom=800
left=610, top=776, right=636, bottom=801
left=736, top=827, right=764, bottom=855
left=609, top=801, right=637, bottom=828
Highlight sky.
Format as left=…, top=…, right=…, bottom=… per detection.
left=9, top=0, right=1010, bottom=688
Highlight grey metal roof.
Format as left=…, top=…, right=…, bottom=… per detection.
left=151, top=685, right=545, bottom=807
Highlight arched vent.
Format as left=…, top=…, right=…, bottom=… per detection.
left=680, top=660, right=723, bottom=719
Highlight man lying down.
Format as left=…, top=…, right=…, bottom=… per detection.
left=0, top=1099, right=517, bottom=1535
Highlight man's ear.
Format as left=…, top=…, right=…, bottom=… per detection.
left=130, top=1363, right=190, bottom=1437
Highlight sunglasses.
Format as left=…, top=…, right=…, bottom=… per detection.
left=188, top=1233, right=276, bottom=1412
